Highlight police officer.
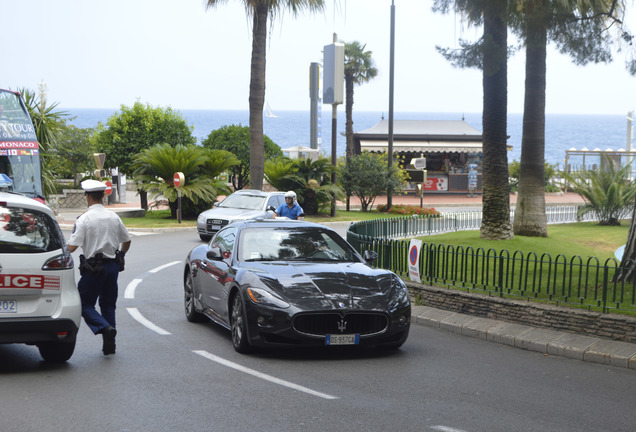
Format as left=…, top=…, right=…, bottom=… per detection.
left=274, top=190, right=304, bottom=220
left=67, top=179, right=131, bottom=355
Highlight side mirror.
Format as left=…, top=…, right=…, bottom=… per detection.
left=266, top=205, right=276, bottom=212
left=363, top=250, right=378, bottom=262
left=213, top=202, right=220, bottom=207
left=206, top=247, right=223, bottom=261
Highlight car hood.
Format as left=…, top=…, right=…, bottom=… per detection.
left=201, top=207, right=267, bottom=220
left=242, top=261, right=395, bottom=310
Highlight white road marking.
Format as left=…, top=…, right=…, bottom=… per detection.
left=193, top=350, right=339, bottom=400
left=124, top=279, right=142, bottom=299
left=124, top=261, right=181, bottom=299
left=430, top=426, right=470, bottom=432
left=127, top=307, right=171, bottom=335
left=148, top=260, right=182, bottom=273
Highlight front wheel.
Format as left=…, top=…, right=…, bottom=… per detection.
left=184, top=270, right=207, bottom=323
left=230, top=293, right=251, bottom=353
left=38, top=338, right=76, bottom=363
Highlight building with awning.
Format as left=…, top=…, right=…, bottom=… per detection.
left=282, top=145, right=321, bottom=160
left=353, top=119, right=484, bottom=193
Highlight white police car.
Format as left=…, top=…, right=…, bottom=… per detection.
left=0, top=192, right=80, bottom=362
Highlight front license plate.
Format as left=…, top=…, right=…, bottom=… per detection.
left=0, top=300, right=17, bottom=313
left=209, top=224, right=220, bottom=230
left=325, top=334, right=359, bottom=346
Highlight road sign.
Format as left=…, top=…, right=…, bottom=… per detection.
left=173, top=172, right=185, bottom=188
left=104, top=180, right=113, bottom=196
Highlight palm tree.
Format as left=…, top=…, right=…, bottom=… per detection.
left=344, top=41, right=378, bottom=160
left=18, top=87, right=67, bottom=198
left=132, top=144, right=237, bottom=218
left=434, top=0, right=513, bottom=240
left=205, top=0, right=325, bottom=191
left=512, top=1, right=549, bottom=237
left=512, top=0, right=628, bottom=237
left=480, top=0, right=514, bottom=240
left=562, top=154, right=636, bottom=226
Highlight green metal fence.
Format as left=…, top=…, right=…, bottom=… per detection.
left=347, top=210, right=636, bottom=314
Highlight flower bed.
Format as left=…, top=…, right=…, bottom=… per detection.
left=376, top=204, right=441, bottom=217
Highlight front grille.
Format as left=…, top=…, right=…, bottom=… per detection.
left=294, top=313, right=388, bottom=336
left=206, top=219, right=229, bottom=230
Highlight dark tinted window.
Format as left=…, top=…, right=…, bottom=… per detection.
left=213, top=227, right=237, bottom=255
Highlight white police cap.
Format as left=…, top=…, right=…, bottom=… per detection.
left=81, top=179, right=107, bottom=192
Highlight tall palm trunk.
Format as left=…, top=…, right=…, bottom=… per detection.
left=480, top=0, right=513, bottom=240
left=345, top=74, right=355, bottom=160
left=514, top=13, right=548, bottom=237
left=249, top=4, right=268, bottom=190
left=344, top=73, right=355, bottom=211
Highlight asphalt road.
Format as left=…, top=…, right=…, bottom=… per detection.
left=1, top=230, right=635, bottom=432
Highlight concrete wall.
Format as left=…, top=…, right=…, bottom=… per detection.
left=406, top=282, right=636, bottom=344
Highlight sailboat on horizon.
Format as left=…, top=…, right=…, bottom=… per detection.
left=265, top=101, right=278, bottom=118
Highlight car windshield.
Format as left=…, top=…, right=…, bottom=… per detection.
left=218, top=194, right=266, bottom=210
left=0, top=206, right=62, bottom=253
left=239, top=227, right=360, bottom=262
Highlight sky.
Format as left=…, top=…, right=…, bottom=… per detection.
left=3, top=0, right=636, bottom=115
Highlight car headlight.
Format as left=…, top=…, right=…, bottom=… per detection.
left=246, top=287, right=290, bottom=309
left=197, top=214, right=206, bottom=223
left=388, top=276, right=411, bottom=310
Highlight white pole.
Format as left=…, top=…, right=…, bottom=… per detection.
left=627, top=111, right=634, bottom=180
left=627, top=110, right=633, bottom=151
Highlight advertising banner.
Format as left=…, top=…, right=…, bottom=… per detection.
left=422, top=176, right=448, bottom=191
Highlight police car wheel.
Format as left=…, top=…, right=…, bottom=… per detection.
left=37, top=339, right=76, bottom=363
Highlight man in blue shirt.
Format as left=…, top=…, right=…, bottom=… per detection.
left=274, top=191, right=304, bottom=220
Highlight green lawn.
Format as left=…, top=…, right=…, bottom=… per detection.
left=417, top=222, right=629, bottom=262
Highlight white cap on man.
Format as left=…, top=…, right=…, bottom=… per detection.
left=81, top=179, right=107, bottom=193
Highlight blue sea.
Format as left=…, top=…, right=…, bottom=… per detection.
left=66, top=108, right=632, bottom=170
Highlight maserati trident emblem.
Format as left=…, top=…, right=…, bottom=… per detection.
left=337, top=319, right=347, bottom=333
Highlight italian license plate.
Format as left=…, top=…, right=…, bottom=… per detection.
left=210, top=225, right=220, bottom=230
left=325, top=334, right=359, bottom=346
left=0, top=300, right=17, bottom=313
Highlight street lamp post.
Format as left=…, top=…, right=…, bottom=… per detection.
left=387, top=0, right=396, bottom=210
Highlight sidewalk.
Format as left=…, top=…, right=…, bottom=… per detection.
left=413, top=306, right=636, bottom=369
left=54, top=191, right=636, bottom=369
left=343, top=191, right=585, bottom=209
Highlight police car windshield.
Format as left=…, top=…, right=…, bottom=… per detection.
left=218, top=194, right=266, bottom=210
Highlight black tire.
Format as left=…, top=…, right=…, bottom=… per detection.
left=184, top=270, right=207, bottom=323
left=230, top=293, right=251, bottom=353
left=199, top=234, right=211, bottom=242
left=38, top=339, right=76, bottom=363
